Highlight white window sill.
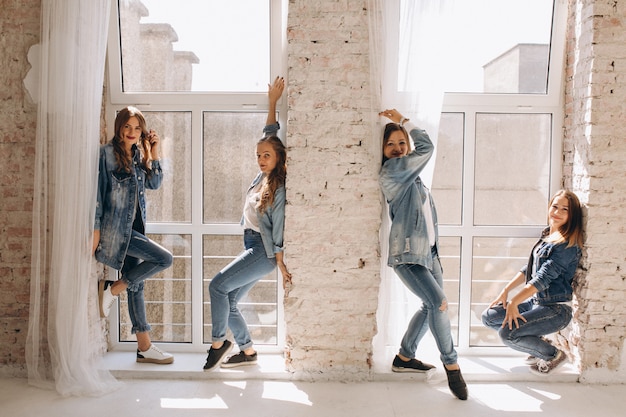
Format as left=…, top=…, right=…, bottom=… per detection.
left=101, top=351, right=579, bottom=383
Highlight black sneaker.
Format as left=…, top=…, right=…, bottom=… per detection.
left=203, top=340, right=233, bottom=372
left=391, top=355, right=435, bottom=373
left=445, top=367, right=468, bottom=400
left=221, top=351, right=258, bottom=368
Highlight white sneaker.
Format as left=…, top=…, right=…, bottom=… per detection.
left=137, top=344, right=174, bottom=364
left=98, top=280, right=117, bottom=318
left=530, top=349, right=567, bottom=376
left=525, top=355, right=539, bottom=365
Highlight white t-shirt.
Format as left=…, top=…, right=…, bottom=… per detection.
left=423, top=191, right=436, bottom=247
left=242, top=181, right=262, bottom=232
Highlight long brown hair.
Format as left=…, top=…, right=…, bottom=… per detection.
left=256, top=136, right=287, bottom=214
left=547, top=189, right=584, bottom=248
left=111, top=106, right=152, bottom=173
left=381, top=123, right=412, bottom=164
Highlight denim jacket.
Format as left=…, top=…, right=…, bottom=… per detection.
left=522, top=227, right=581, bottom=305
left=94, top=143, right=163, bottom=270
left=379, top=124, right=438, bottom=269
left=240, top=122, right=285, bottom=258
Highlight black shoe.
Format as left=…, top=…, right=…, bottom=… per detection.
left=221, top=351, right=258, bottom=368
left=203, top=340, right=233, bottom=372
left=445, top=367, right=468, bottom=400
left=391, top=355, right=435, bottom=373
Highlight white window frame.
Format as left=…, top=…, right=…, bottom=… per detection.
left=383, top=0, right=568, bottom=355
left=441, top=0, right=568, bottom=354
left=104, top=0, right=288, bottom=354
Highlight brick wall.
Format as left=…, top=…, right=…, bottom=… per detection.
left=563, top=0, right=626, bottom=383
left=0, top=0, right=40, bottom=376
left=284, top=0, right=381, bottom=379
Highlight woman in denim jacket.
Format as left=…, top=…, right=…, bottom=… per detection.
left=203, top=77, right=292, bottom=372
left=93, top=106, right=174, bottom=365
left=379, top=109, right=467, bottom=401
left=482, top=190, right=583, bottom=376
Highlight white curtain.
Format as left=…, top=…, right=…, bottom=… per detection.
left=26, top=0, right=121, bottom=396
left=369, top=0, right=455, bottom=359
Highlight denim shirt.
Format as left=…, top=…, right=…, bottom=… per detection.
left=240, top=122, right=286, bottom=258
left=94, top=143, right=163, bottom=270
left=522, top=227, right=582, bottom=305
left=379, top=124, right=438, bottom=269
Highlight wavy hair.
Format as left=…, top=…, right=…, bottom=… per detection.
left=111, top=106, right=152, bottom=173
left=256, top=136, right=287, bottom=214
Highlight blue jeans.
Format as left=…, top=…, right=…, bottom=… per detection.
left=481, top=300, right=572, bottom=360
left=209, top=229, right=277, bottom=350
left=393, top=247, right=458, bottom=365
left=120, top=230, right=173, bottom=334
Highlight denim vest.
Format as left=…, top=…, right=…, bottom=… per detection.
left=94, top=143, right=163, bottom=270
left=239, top=122, right=286, bottom=258
left=379, top=124, right=439, bottom=269
left=522, top=228, right=581, bottom=305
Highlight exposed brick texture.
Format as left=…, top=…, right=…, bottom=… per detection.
left=284, top=0, right=381, bottom=380
left=0, top=0, right=40, bottom=376
left=563, top=0, right=626, bottom=383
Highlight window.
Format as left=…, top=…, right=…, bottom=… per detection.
left=106, top=0, right=287, bottom=352
left=118, top=0, right=270, bottom=92
left=394, top=0, right=567, bottom=351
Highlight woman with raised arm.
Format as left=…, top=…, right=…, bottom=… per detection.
left=203, top=77, right=292, bottom=372
left=379, top=109, right=467, bottom=400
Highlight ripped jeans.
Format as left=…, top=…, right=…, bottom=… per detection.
left=120, top=230, right=173, bottom=334
left=393, top=247, right=458, bottom=365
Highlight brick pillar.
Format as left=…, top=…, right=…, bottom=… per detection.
left=284, top=0, right=382, bottom=379
left=563, top=0, right=626, bottom=383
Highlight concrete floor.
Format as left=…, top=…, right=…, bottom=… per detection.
left=2, top=375, right=625, bottom=417
left=2, top=351, right=625, bottom=417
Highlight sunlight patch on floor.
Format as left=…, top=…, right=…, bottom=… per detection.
left=470, top=384, right=545, bottom=412
left=160, top=396, right=228, bottom=409
left=262, top=381, right=313, bottom=406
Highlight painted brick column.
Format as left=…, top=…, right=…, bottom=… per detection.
left=284, top=0, right=382, bottom=379
left=564, top=0, right=626, bottom=383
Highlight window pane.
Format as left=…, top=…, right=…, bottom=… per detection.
left=432, top=113, right=464, bottom=225
left=400, top=0, right=553, bottom=94
left=119, top=0, right=270, bottom=92
left=474, top=113, right=551, bottom=226
left=203, top=112, right=267, bottom=223
left=440, top=236, right=461, bottom=345
left=202, top=235, right=278, bottom=344
left=470, top=237, right=537, bottom=346
left=120, top=234, right=192, bottom=343
left=142, top=111, right=192, bottom=223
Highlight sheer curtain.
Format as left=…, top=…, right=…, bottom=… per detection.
left=369, top=0, right=455, bottom=363
left=26, top=0, right=121, bottom=396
